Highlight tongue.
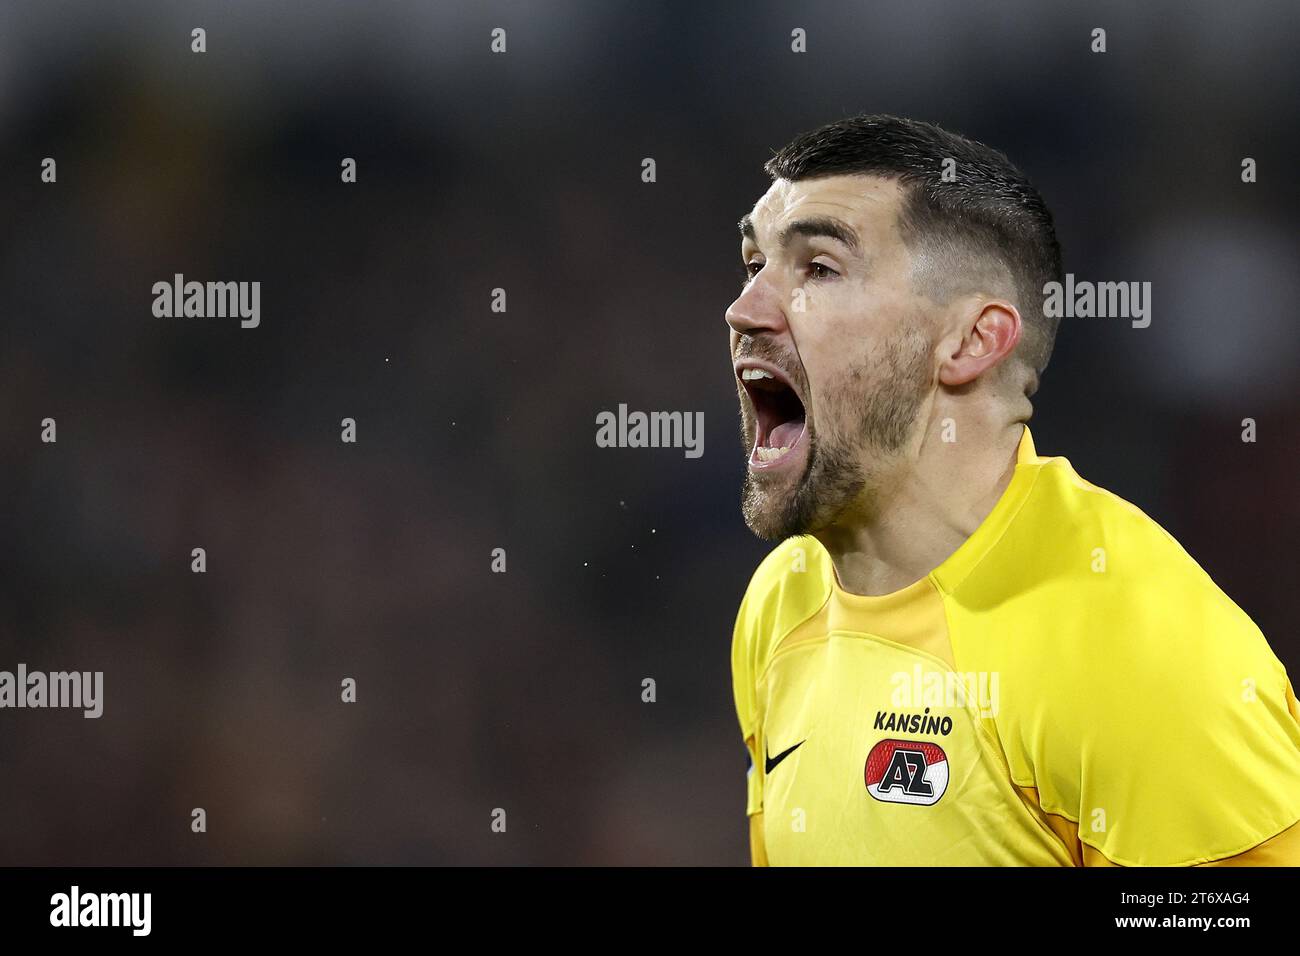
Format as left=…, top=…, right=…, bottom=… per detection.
left=768, top=420, right=804, bottom=450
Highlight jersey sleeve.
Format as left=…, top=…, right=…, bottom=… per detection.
left=1064, top=575, right=1300, bottom=867
left=730, top=537, right=833, bottom=867
left=1195, top=816, right=1300, bottom=865
left=731, top=589, right=764, bottom=820
left=732, top=584, right=769, bottom=866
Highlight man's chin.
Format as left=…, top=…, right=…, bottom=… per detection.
left=741, top=512, right=790, bottom=542
left=741, top=477, right=810, bottom=542
left=740, top=442, right=869, bottom=542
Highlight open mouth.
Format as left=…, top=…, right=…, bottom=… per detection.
left=737, top=361, right=807, bottom=468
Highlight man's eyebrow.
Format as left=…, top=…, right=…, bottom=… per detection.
left=738, top=214, right=756, bottom=243
left=737, top=214, right=860, bottom=255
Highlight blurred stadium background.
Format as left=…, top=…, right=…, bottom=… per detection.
left=0, top=0, right=1296, bottom=864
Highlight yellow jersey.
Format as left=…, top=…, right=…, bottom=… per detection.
left=731, top=426, right=1300, bottom=865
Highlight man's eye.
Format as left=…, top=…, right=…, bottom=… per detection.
left=740, top=262, right=762, bottom=287
left=809, top=262, right=838, bottom=281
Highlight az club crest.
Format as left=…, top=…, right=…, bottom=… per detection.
left=864, top=738, right=948, bottom=806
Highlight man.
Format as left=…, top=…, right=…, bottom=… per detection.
left=727, top=114, right=1300, bottom=866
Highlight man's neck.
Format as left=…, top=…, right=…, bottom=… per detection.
left=813, top=416, right=1026, bottom=597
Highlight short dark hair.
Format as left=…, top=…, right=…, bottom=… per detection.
left=764, top=114, right=1064, bottom=382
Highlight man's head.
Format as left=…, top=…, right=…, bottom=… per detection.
left=727, top=114, right=1062, bottom=540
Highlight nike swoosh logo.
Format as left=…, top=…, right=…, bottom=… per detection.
left=765, top=739, right=805, bottom=774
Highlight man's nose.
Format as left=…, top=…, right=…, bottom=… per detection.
left=725, top=273, right=788, bottom=338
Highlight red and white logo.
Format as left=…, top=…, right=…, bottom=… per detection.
left=864, top=738, right=948, bottom=805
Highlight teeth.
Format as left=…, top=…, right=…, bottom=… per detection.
left=741, top=368, right=775, bottom=381
left=756, top=445, right=792, bottom=461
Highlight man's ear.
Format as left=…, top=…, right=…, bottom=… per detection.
left=938, top=299, right=1022, bottom=387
